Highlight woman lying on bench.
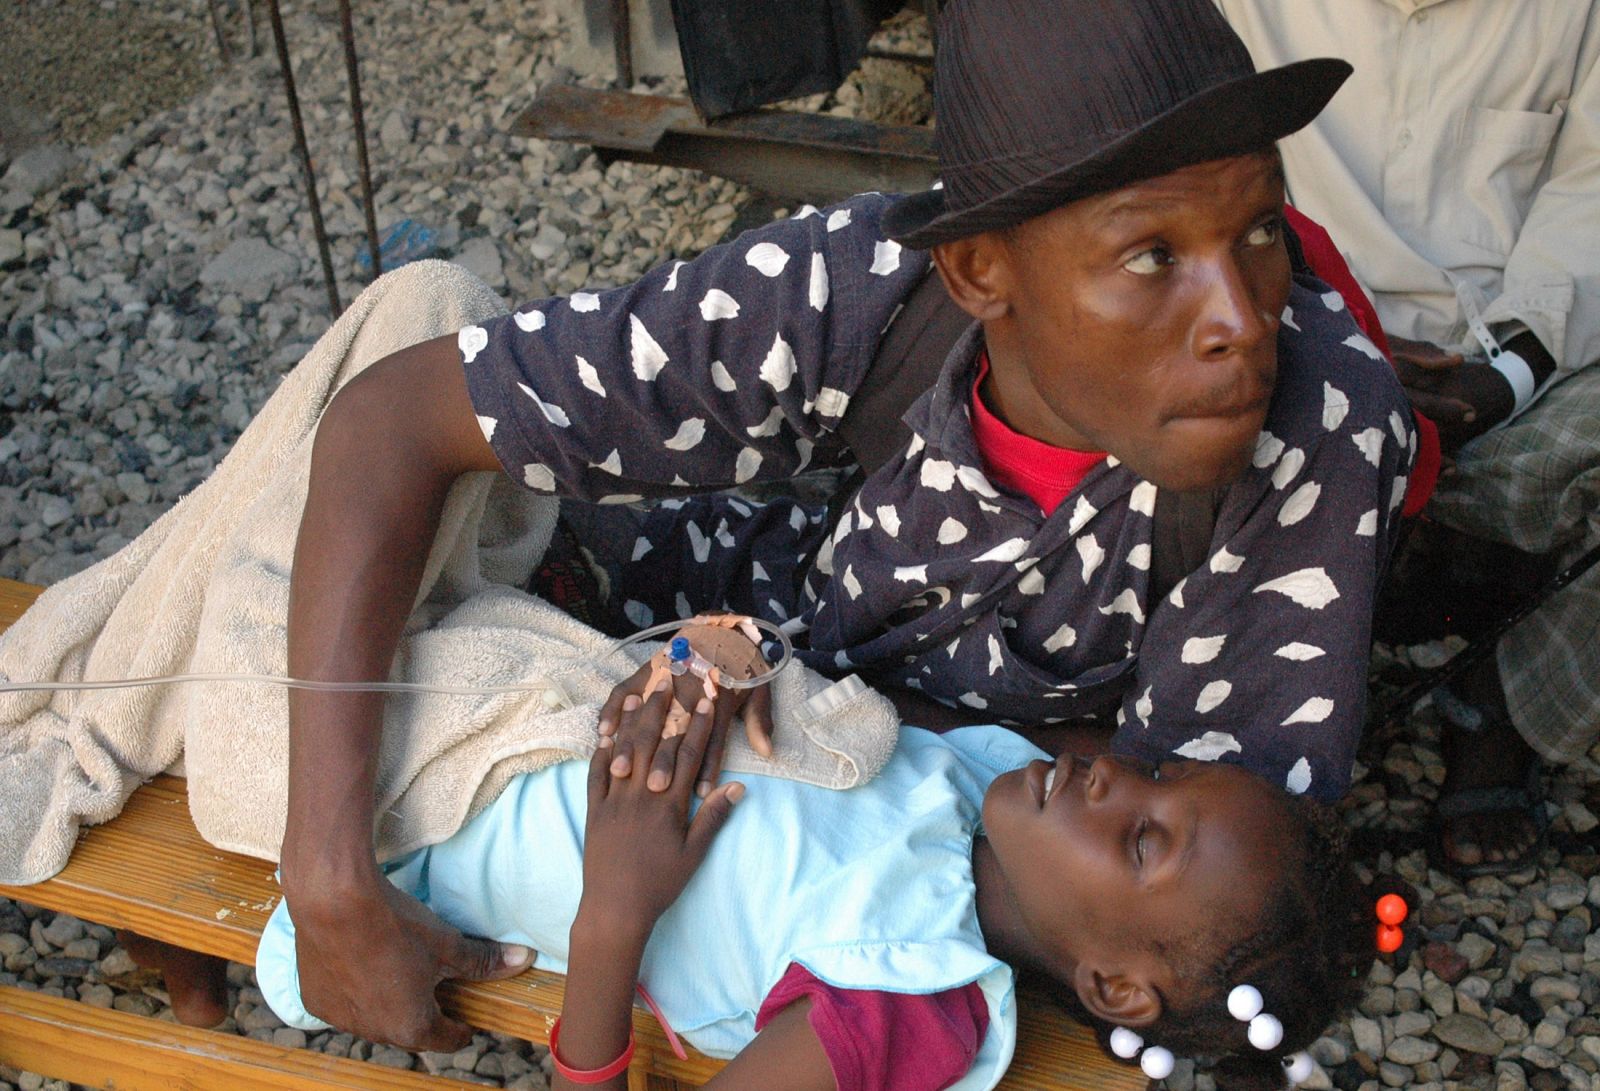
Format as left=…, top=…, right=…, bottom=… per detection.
left=248, top=627, right=1368, bottom=1091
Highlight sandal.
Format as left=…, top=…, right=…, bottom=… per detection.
left=1428, top=685, right=1550, bottom=879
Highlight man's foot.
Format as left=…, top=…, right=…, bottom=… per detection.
left=115, top=929, right=230, bottom=1027
left=1432, top=669, right=1547, bottom=877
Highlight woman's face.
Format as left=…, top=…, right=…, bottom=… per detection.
left=982, top=754, right=1292, bottom=996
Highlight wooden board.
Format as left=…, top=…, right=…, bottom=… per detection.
left=0, top=577, right=1144, bottom=1089
left=0, top=984, right=479, bottom=1090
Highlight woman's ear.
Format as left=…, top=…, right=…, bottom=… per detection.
left=1072, top=962, right=1162, bottom=1027
left=930, top=233, right=1012, bottom=323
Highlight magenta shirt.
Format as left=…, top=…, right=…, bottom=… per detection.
left=756, top=963, right=990, bottom=1091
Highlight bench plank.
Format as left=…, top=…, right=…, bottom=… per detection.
left=0, top=577, right=1141, bottom=1090
left=0, top=983, right=479, bottom=1090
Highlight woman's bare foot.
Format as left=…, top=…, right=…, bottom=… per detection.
left=1435, top=667, right=1544, bottom=874
left=115, top=929, right=230, bottom=1027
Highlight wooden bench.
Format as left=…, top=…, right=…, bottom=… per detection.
left=0, top=577, right=1144, bottom=1090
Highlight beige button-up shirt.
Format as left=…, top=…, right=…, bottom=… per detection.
left=1217, top=0, right=1600, bottom=378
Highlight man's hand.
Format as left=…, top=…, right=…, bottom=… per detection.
left=598, top=652, right=773, bottom=800
left=1389, top=334, right=1514, bottom=451
left=580, top=689, right=744, bottom=932
left=288, top=876, right=532, bottom=1051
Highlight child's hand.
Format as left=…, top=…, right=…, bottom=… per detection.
left=578, top=687, right=744, bottom=938
left=598, top=630, right=774, bottom=799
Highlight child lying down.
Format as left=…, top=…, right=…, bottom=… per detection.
left=257, top=638, right=1365, bottom=1091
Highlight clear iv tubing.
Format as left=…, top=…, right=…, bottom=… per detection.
left=0, top=616, right=794, bottom=697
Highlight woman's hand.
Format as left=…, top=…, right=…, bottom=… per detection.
left=578, top=687, right=745, bottom=936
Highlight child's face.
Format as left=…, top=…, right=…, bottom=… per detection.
left=982, top=754, right=1290, bottom=993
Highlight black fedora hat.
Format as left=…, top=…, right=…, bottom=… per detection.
left=882, top=0, right=1351, bottom=249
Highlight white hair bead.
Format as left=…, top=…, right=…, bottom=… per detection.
left=1109, top=1026, right=1144, bottom=1059
left=1284, top=1051, right=1316, bottom=1084
left=1227, top=984, right=1264, bottom=1022
left=1139, top=1046, right=1176, bottom=1080
left=1248, top=1012, right=1285, bottom=1051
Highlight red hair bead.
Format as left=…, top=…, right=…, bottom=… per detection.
left=1376, top=923, right=1403, bottom=953
left=1376, top=894, right=1408, bottom=926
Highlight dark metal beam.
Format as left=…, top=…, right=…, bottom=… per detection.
left=512, top=85, right=937, bottom=205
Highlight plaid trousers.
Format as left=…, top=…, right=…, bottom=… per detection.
left=1427, top=364, right=1600, bottom=762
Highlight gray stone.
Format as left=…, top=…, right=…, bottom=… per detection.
left=1545, top=883, right=1588, bottom=912
left=452, top=237, right=504, bottom=286
left=2, top=144, right=77, bottom=197
left=1352, top=1015, right=1385, bottom=1058
left=0, top=230, right=21, bottom=267
left=39, top=915, right=84, bottom=948
left=369, top=1045, right=415, bottom=1070
left=1434, top=1013, right=1507, bottom=1055
left=1387, top=1035, right=1440, bottom=1065
left=198, top=238, right=298, bottom=292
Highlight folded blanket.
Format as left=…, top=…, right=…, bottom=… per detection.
left=0, top=260, right=899, bottom=885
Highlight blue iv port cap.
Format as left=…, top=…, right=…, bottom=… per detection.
left=669, top=636, right=691, bottom=661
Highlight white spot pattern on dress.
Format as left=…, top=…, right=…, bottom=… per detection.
left=1282, top=697, right=1335, bottom=725
left=1275, top=642, right=1325, bottom=661
left=1066, top=495, right=1098, bottom=535
left=1210, top=547, right=1245, bottom=574
left=513, top=309, right=547, bottom=333
left=523, top=463, right=556, bottom=491
left=809, top=253, right=829, bottom=312
left=624, top=600, right=653, bottom=628
left=843, top=565, right=863, bottom=600
left=629, top=314, right=669, bottom=380
left=1182, top=635, right=1227, bottom=664
left=1253, top=567, right=1340, bottom=609
left=894, top=565, right=928, bottom=583
left=1271, top=448, right=1305, bottom=489
left=476, top=415, right=497, bottom=442
left=746, top=407, right=784, bottom=438
left=662, top=262, right=685, bottom=291
left=876, top=505, right=901, bottom=537
left=571, top=292, right=601, bottom=313
left=576, top=356, right=608, bottom=397
left=1077, top=534, right=1105, bottom=582
left=1127, top=543, right=1151, bottom=571
left=920, top=459, right=957, bottom=491
left=1175, top=730, right=1240, bottom=759
left=1342, top=332, right=1382, bottom=360
left=734, top=447, right=762, bottom=483
left=458, top=326, right=488, bottom=363
left=936, top=517, right=968, bottom=545
left=1280, top=305, right=1299, bottom=331
left=1355, top=509, right=1378, bottom=537
left=1278, top=481, right=1321, bottom=526
left=1099, top=587, right=1144, bottom=624
left=987, top=635, right=1004, bottom=676
left=826, top=208, right=853, bottom=232
left=710, top=360, right=737, bottom=392
left=1017, top=567, right=1046, bottom=596
left=745, top=242, right=790, bottom=277
left=517, top=382, right=570, bottom=427
left=591, top=449, right=622, bottom=475
left=869, top=240, right=902, bottom=276
left=663, top=418, right=707, bottom=451
left=956, top=465, right=1001, bottom=499
left=631, top=536, right=652, bottom=561
left=974, top=538, right=1029, bottom=563
left=1320, top=291, right=1345, bottom=313
left=1322, top=382, right=1349, bottom=430
left=1253, top=430, right=1285, bottom=468
left=1135, top=686, right=1153, bottom=724
left=1195, top=681, right=1233, bottom=713
left=1351, top=427, right=1385, bottom=467
left=759, top=333, right=797, bottom=392
left=699, top=289, right=740, bottom=321
left=1129, top=481, right=1157, bottom=517
left=687, top=522, right=711, bottom=562
left=1286, top=758, right=1312, bottom=795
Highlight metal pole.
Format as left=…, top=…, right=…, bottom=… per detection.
left=206, top=0, right=234, bottom=64
left=611, top=0, right=633, bottom=87
left=338, top=0, right=382, bottom=279
left=265, top=0, right=342, bottom=314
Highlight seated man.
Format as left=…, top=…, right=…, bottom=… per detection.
left=280, top=0, right=1414, bottom=1050
left=1218, top=0, right=1600, bottom=876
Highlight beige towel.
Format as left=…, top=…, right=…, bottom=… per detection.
left=0, top=261, right=899, bottom=885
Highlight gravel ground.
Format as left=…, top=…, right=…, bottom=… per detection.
left=2, top=2, right=1599, bottom=1089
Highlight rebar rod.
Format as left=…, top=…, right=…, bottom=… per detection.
left=338, top=0, right=382, bottom=279
left=206, top=0, right=234, bottom=64
left=265, top=0, right=342, bottom=313
left=611, top=0, right=633, bottom=87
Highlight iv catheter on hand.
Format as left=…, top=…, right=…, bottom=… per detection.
left=0, top=615, right=795, bottom=699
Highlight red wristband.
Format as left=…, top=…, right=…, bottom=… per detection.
left=549, top=1017, right=636, bottom=1084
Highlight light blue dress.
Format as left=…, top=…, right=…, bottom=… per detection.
left=257, top=726, right=1047, bottom=1091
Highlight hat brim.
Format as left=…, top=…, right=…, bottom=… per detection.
left=882, top=57, right=1352, bottom=249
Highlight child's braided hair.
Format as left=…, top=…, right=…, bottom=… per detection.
left=1060, top=793, right=1366, bottom=1090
